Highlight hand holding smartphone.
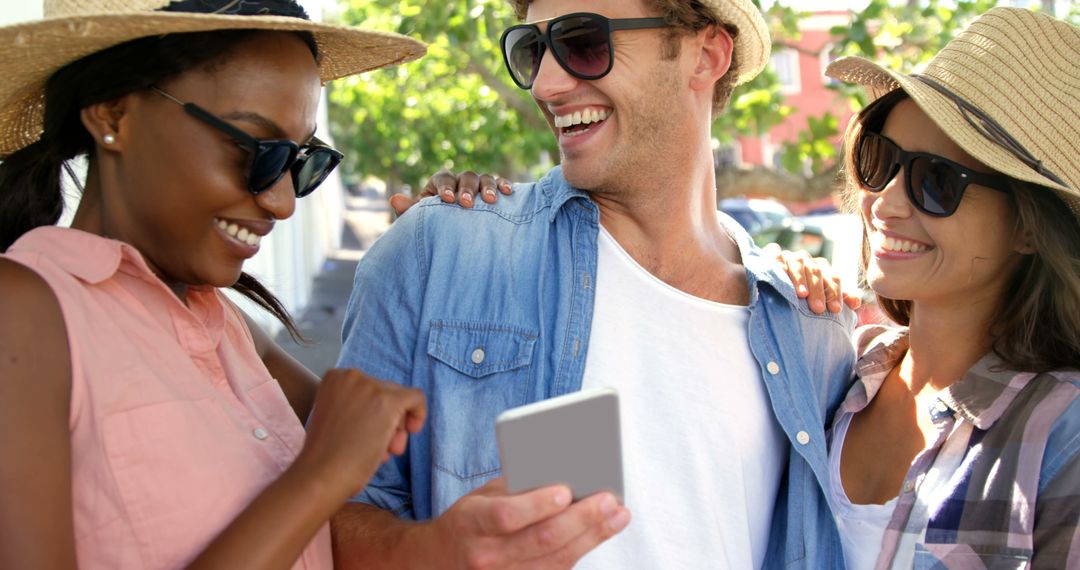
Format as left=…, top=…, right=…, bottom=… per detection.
left=495, top=387, right=623, bottom=502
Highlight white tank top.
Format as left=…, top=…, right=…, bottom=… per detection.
left=828, top=412, right=898, bottom=569
left=575, top=228, right=785, bottom=569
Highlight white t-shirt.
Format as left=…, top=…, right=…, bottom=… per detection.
left=829, top=412, right=898, bottom=570
left=575, top=228, right=786, bottom=569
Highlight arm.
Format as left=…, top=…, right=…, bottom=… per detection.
left=0, top=260, right=77, bottom=569
left=241, top=310, right=319, bottom=422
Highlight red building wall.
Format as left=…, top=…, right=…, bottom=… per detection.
left=736, top=11, right=854, bottom=176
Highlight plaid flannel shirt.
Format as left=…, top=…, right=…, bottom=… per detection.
left=832, top=326, right=1080, bottom=569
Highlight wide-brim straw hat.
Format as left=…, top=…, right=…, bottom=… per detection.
left=826, top=7, right=1080, bottom=217
left=702, top=0, right=771, bottom=85
left=0, top=0, right=427, bottom=158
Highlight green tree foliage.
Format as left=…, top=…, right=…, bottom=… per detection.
left=326, top=0, right=1072, bottom=198
left=328, top=0, right=551, bottom=193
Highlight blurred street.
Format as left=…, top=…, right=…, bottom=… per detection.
left=273, top=192, right=394, bottom=376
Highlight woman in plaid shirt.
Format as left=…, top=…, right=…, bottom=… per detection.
left=812, top=7, right=1080, bottom=569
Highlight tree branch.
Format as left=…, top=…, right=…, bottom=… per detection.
left=464, top=60, right=549, bottom=132
left=716, top=163, right=842, bottom=202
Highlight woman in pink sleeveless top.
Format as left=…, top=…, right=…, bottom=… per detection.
left=0, top=2, right=427, bottom=568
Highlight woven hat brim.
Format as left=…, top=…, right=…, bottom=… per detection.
left=826, top=55, right=1080, bottom=218
left=702, top=0, right=771, bottom=85
left=0, top=13, right=426, bottom=157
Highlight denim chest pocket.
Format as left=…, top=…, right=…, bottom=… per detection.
left=427, top=320, right=538, bottom=481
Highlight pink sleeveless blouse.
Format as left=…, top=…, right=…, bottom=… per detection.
left=4, top=227, right=332, bottom=569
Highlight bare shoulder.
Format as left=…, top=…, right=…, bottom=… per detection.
left=0, top=257, right=64, bottom=323
left=0, top=257, right=71, bottom=392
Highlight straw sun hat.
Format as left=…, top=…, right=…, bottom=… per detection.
left=0, top=0, right=427, bottom=158
left=826, top=7, right=1080, bottom=216
left=699, top=0, right=771, bottom=85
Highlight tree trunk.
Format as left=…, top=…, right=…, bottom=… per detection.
left=716, top=163, right=843, bottom=203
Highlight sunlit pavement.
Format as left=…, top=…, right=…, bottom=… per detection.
left=274, top=193, right=394, bottom=377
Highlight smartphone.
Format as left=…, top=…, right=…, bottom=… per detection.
left=495, top=387, right=623, bottom=502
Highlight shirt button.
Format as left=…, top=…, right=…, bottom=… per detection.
left=471, top=348, right=486, bottom=365
left=903, top=480, right=915, bottom=493
left=766, top=361, right=781, bottom=375
left=253, top=427, right=269, bottom=440
left=796, top=431, right=810, bottom=445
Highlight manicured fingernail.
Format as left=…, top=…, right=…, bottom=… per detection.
left=608, top=509, right=630, bottom=532
left=460, top=193, right=472, bottom=204
left=798, top=286, right=808, bottom=296
left=554, top=488, right=572, bottom=507
left=829, top=301, right=841, bottom=312
left=813, top=300, right=825, bottom=312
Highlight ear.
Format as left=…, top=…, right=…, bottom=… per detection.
left=80, top=96, right=132, bottom=152
left=688, top=25, right=734, bottom=93
left=1013, top=229, right=1037, bottom=255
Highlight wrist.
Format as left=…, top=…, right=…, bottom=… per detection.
left=281, top=455, right=354, bottom=514
left=396, top=518, right=452, bottom=569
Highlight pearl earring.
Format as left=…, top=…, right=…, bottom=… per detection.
left=103, top=134, right=116, bottom=144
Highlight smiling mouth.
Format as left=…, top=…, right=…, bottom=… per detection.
left=553, top=108, right=610, bottom=136
left=874, top=233, right=932, bottom=253
left=215, top=217, right=263, bottom=247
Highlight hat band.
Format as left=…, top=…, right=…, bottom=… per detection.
left=160, top=0, right=309, bottom=19
left=913, top=74, right=1070, bottom=190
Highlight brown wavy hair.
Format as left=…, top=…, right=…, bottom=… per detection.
left=506, top=0, right=740, bottom=117
left=841, top=89, right=1080, bottom=372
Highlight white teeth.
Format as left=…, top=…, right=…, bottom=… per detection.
left=215, top=218, right=263, bottom=248
left=880, top=235, right=928, bottom=253
left=554, top=108, right=610, bottom=129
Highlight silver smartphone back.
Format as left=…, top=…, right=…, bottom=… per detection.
left=496, top=387, right=623, bottom=502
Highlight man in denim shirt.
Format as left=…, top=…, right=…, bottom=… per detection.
left=332, top=0, right=856, bottom=568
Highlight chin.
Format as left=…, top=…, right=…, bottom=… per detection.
left=201, top=264, right=246, bottom=289
left=560, top=160, right=601, bottom=191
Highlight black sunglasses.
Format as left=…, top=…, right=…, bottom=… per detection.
left=855, top=131, right=1014, bottom=217
left=152, top=87, right=343, bottom=197
left=501, top=12, right=673, bottom=90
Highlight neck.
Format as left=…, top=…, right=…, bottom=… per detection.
left=71, top=166, right=189, bottom=303
left=899, top=296, right=999, bottom=394
left=592, top=145, right=735, bottom=269
left=587, top=143, right=747, bottom=305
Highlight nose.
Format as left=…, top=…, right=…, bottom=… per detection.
left=530, top=45, right=579, bottom=102
left=255, top=174, right=297, bottom=221
left=868, top=169, right=913, bottom=221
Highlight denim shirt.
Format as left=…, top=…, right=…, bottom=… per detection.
left=339, top=167, right=857, bottom=568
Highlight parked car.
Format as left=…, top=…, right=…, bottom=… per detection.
left=718, top=198, right=793, bottom=247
